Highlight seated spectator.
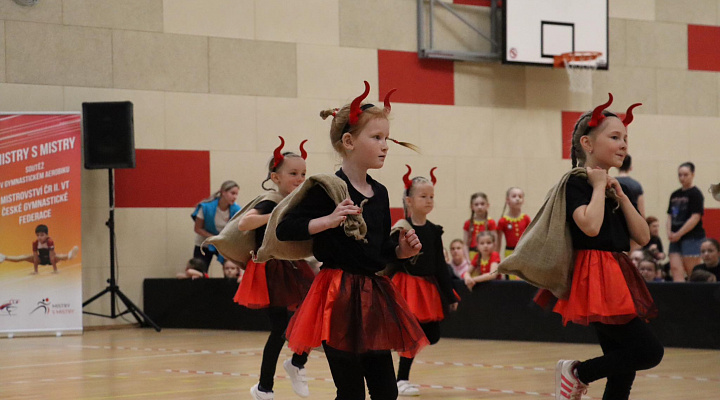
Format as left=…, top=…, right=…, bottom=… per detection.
left=464, top=232, right=501, bottom=290
left=629, top=249, right=645, bottom=267
left=689, top=269, right=716, bottom=283
left=643, top=216, right=666, bottom=262
left=691, top=238, right=720, bottom=281
left=448, top=239, right=471, bottom=279
left=223, top=260, right=244, bottom=282
left=176, top=258, right=208, bottom=280
left=637, top=257, right=662, bottom=283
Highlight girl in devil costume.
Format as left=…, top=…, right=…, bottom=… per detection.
left=234, top=137, right=316, bottom=400
left=389, top=166, right=459, bottom=396
left=552, top=94, right=663, bottom=400
left=276, top=81, right=428, bottom=400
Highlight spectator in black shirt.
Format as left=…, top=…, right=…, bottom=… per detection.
left=667, top=162, right=705, bottom=281
left=691, top=238, right=720, bottom=282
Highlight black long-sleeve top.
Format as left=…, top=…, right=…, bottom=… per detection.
left=276, top=169, right=399, bottom=276
left=391, top=220, right=458, bottom=304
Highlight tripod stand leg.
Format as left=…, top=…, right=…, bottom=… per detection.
left=82, top=287, right=111, bottom=308
left=115, top=288, right=162, bottom=332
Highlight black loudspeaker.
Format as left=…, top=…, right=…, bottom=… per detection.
left=82, top=101, right=136, bottom=169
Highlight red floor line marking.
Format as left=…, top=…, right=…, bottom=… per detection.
left=86, top=345, right=720, bottom=383
left=166, top=369, right=592, bottom=398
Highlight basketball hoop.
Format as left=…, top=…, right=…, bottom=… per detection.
left=553, top=51, right=602, bottom=94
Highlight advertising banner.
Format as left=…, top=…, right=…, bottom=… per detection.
left=0, top=113, right=83, bottom=336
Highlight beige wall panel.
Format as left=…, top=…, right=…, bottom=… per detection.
left=421, top=2, right=493, bottom=54
left=297, top=44, right=378, bottom=101
left=166, top=208, right=198, bottom=277
left=0, top=21, right=4, bottom=83
left=5, top=21, right=112, bottom=87
left=209, top=38, right=296, bottom=97
left=256, top=0, right=339, bottom=45
left=609, top=18, right=626, bottom=67
left=163, top=0, right=254, bottom=39
left=81, top=169, right=109, bottom=210
left=609, top=0, right=655, bottom=21
left=0, top=83, right=63, bottom=111
left=64, top=87, right=166, bottom=149
left=656, top=0, right=717, bottom=25
left=164, top=92, right=256, bottom=151
left=625, top=20, right=687, bottom=69
left=686, top=117, right=720, bottom=162
left=454, top=62, right=526, bottom=108
left=256, top=97, right=335, bottom=156
left=657, top=70, right=718, bottom=117
left=81, top=204, right=111, bottom=270
left=592, top=66, right=657, bottom=115
left=492, top=108, right=559, bottom=159
left=63, top=0, right=163, bottom=32
left=114, top=208, right=167, bottom=268
left=385, top=103, right=423, bottom=155
left=413, top=104, right=493, bottom=157
left=524, top=158, right=569, bottom=216
left=630, top=115, right=691, bottom=161
left=525, top=67, right=592, bottom=110
left=0, top=0, right=62, bottom=23
left=210, top=151, right=271, bottom=206
left=113, top=31, right=208, bottom=93
left=339, top=0, right=416, bottom=52
left=453, top=156, right=507, bottom=216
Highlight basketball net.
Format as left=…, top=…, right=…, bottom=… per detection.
left=553, top=52, right=602, bottom=94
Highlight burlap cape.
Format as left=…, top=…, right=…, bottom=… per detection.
left=202, top=191, right=285, bottom=265
left=498, top=168, right=589, bottom=299
left=253, top=174, right=368, bottom=263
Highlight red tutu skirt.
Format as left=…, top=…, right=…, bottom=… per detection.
left=392, top=272, right=444, bottom=323
left=234, top=259, right=315, bottom=311
left=285, top=268, right=430, bottom=357
left=554, top=250, right=658, bottom=326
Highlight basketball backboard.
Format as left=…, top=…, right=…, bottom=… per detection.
left=503, top=0, right=608, bottom=69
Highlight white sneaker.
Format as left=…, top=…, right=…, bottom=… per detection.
left=283, top=358, right=309, bottom=397
left=397, top=380, right=420, bottom=396
left=68, top=246, right=79, bottom=260
left=250, top=383, right=274, bottom=400
left=555, top=360, right=588, bottom=400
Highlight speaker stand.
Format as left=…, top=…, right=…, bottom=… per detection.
left=82, top=169, right=161, bottom=332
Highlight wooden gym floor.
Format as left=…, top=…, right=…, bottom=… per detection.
left=0, top=328, right=717, bottom=399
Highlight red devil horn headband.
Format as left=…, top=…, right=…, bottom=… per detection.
left=622, top=103, right=642, bottom=126
left=348, top=81, right=370, bottom=126
left=299, top=139, right=308, bottom=159
left=272, top=136, right=308, bottom=169
left=430, top=167, right=437, bottom=186
left=272, top=136, right=285, bottom=169
left=403, top=165, right=413, bottom=190
left=384, top=88, right=397, bottom=112
left=588, top=93, right=614, bottom=128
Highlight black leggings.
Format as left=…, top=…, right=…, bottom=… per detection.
left=193, top=245, right=216, bottom=272
left=397, top=321, right=440, bottom=382
left=575, top=318, right=664, bottom=400
left=323, top=342, right=398, bottom=400
left=258, top=307, right=308, bottom=391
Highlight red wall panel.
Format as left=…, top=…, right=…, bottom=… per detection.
left=378, top=50, right=454, bottom=106
left=688, top=24, right=720, bottom=72
left=453, top=0, right=502, bottom=7
left=704, top=208, right=720, bottom=240
left=115, top=149, right=210, bottom=208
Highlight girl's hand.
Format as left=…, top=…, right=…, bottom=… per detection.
left=586, top=167, right=607, bottom=189
left=464, top=276, right=475, bottom=289
left=327, top=198, right=361, bottom=228
left=606, top=176, right=628, bottom=201
left=397, top=228, right=422, bottom=259
left=449, top=302, right=458, bottom=312
left=668, top=232, right=679, bottom=243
